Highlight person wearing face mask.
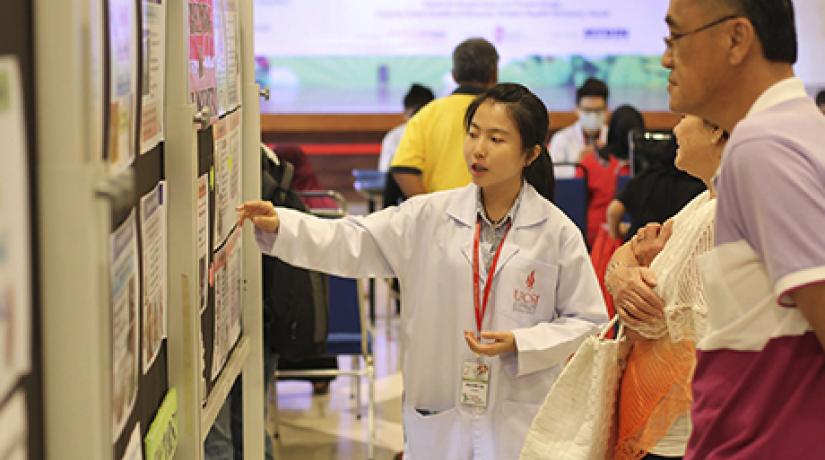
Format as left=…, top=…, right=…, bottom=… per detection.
left=548, top=77, right=609, bottom=178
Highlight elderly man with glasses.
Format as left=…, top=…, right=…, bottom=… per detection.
left=653, top=1, right=825, bottom=459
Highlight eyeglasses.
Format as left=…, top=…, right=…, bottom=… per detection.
left=663, top=14, right=740, bottom=49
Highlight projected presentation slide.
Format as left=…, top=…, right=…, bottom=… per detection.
left=254, top=0, right=825, bottom=113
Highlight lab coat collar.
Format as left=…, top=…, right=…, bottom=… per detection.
left=446, top=182, right=550, bottom=230
left=448, top=182, right=551, bottom=279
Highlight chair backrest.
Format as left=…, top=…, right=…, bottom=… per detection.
left=327, top=275, right=369, bottom=352
left=554, top=176, right=588, bottom=236
left=352, top=168, right=386, bottom=193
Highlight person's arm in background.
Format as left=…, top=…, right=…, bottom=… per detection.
left=390, top=106, right=428, bottom=197
left=391, top=169, right=426, bottom=197
left=606, top=199, right=629, bottom=240
left=378, top=126, right=402, bottom=172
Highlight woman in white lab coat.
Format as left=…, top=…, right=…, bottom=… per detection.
left=238, top=83, right=607, bottom=459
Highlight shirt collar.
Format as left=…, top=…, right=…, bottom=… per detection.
left=476, top=184, right=524, bottom=229
left=745, top=77, right=808, bottom=118
left=452, top=84, right=486, bottom=96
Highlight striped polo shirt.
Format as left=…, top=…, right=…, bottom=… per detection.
left=687, top=78, right=825, bottom=459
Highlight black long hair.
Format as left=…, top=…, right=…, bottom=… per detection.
left=464, top=83, right=555, bottom=203
left=598, top=104, right=644, bottom=161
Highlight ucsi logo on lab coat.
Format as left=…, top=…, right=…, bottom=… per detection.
left=513, top=270, right=540, bottom=314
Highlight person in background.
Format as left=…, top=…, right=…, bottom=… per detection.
left=605, top=135, right=704, bottom=242
left=238, top=83, right=605, bottom=459
left=578, top=104, right=640, bottom=246
left=390, top=38, right=499, bottom=197
left=549, top=77, right=609, bottom=178
left=379, top=84, right=436, bottom=173
left=381, top=84, right=436, bottom=209
left=606, top=115, right=728, bottom=460
left=816, top=89, right=825, bottom=115
left=661, top=0, right=825, bottom=457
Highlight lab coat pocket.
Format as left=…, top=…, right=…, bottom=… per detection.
left=497, top=400, right=541, bottom=459
left=404, top=405, right=462, bottom=459
left=499, top=258, right=559, bottom=328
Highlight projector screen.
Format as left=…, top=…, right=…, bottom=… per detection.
left=254, top=0, right=825, bottom=113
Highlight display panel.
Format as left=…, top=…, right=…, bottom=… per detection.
left=253, top=0, right=825, bottom=113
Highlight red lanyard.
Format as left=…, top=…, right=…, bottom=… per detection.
left=472, top=220, right=512, bottom=336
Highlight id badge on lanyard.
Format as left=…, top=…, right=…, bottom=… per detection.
left=461, top=359, right=491, bottom=408
left=461, top=220, right=511, bottom=411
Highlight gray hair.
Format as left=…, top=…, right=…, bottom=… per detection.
left=452, top=38, right=499, bottom=85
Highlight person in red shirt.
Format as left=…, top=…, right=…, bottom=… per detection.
left=577, top=105, right=641, bottom=247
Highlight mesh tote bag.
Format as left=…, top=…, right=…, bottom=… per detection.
left=520, top=317, right=628, bottom=460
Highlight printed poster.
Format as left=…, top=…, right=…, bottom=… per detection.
left=0, top=57, right=32, bottom=401
left=210, top=231, right=241, bottom=380
left=212, top=110, right=242, bottom=250
left=139, top=182, right=167, bottom=373
left=197, top=174, right=209, bottom=313
left=111, top=209, right=140, bottom=441
left=212, top=117, right=230, bottom=248
left=227, top=110, right=242, bottom=213
left=108, top=0, right=139, bottom=172
left=222, top=0, right=242, bottom=112
left=140, top=0, right=166, bottom=153
left=214, top=0, right=241, bottom=114
left=213, top=0, right=227, bottom=115
left=226, top=232, right=242, bottom=353
left=0, top=391, right=27, bottom=460
left=188, top=0, right=218, bottom=121
left=121, top=423, right=143, bottom=460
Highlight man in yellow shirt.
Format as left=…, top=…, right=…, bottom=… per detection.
left=390, top=38, right=499, bottom=196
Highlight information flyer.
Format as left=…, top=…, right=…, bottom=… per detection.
left=223, top=0, right=241, bottom=112
left=210, top=231, right=241, bottom=380
left=210, top=238, right=228, bottom=380
left=139, top=182, right=167, bottom=373
left=214, top=0, right=241, bottom=114
left=140, top=0, right=166, bottom=153
left=212, top=110, right=242, bottom=252
left=108, top=0, right=139, bottom=172
left=197, top=174, right=209, bottom=314
left=227, top=110, right=242, bottom=212
left=211, top=117, right=230, bottom=248
left=111, top=210, right=140, bottom=441
left=226, top=233, right=242, bottom=353
left=0, top=57, right=32, bottom=402
left=188, top=0, right=218, bottom=120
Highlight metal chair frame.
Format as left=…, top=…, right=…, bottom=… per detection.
left=269, top=191, right=376, bottom=460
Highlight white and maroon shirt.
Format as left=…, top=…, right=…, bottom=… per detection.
left=688, top=78, right=825, bottom=459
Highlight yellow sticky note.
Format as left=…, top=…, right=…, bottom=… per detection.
left=209, top=167, right=215, bottom=190
left=227, top=154, right=233, bottom=171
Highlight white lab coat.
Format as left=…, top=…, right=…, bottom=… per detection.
left=255, top=182, right=607, bottom=460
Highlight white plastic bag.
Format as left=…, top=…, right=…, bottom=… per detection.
left=520, top=317, right=628, bottom=460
